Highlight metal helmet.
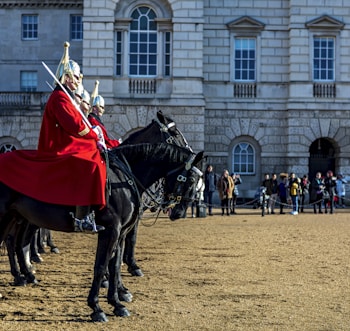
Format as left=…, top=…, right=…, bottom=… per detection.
left=55, top=41, right=81, bottom=84
left=75, top=84, right=90, bottom=105
left=81, top=89, right=90, bottom=105
left=90, top=80, right=99, bottom=106
left=74, top=83, right=84, bottom=98
left=93, top=95, right=105, bottom=109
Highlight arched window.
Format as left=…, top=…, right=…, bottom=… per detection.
left=129, top=6, right=157, bottom=76
left=115, top=4, right=173, bottom=96
left=232, top=142, right=255, bottom=174
left=0, top=143, right=17, bottom=153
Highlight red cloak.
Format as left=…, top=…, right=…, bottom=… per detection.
left=0, top=86, right=107, bottom=207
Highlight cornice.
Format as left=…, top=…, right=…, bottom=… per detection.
left=0, top=0, right=82, bottom=8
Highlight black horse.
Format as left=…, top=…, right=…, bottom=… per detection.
left=0, top=142, right=204, bottom=322
left=4, top=110, right=192, bottom=285
left=121, top=110, right=192, bottom=277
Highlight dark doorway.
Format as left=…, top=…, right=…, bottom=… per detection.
left=309, top=138, right=336, bottom=179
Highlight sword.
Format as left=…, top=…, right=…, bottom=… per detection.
left=42, top=61, right=92, bottom=129
left=45, top=81, right=54, bottom=91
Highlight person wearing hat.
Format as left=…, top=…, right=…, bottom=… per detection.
left=88, top=81, right=121, bottom=149
left=0, top=42, right=106, bottom=233
left=37, top=42, right=107, bottom=232
left=74, top=83, right=91, bottom=117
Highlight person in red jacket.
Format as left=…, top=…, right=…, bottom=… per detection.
left=88, top=81, right=121, bottom=149
left=0, top=42, right=105, bottom=233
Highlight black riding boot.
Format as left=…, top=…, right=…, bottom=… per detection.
left=73, top=206, right=105, bottom=233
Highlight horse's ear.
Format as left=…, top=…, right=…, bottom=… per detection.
left=193, top=151, right=205, bottom=166
left=156, top=110, right=164, bottom=122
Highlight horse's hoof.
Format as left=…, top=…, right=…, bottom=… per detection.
left=127, top=265, right=144, bottom=277
left=26, top=274, right=39, bottom=285
left=91, top=311, right=108, bottom=322
left=118, top=290, right=133, bottom=302
left=50, top=247, right=60, bottom=254
left=113, top=305, right=131, bottom=317
left=31, top=255, right=43, bottom=263
left=13, top=276, right=27, bottom=286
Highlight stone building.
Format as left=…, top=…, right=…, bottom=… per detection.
left=1, top=0, right=350, bottom=199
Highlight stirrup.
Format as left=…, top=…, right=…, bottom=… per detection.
left=70, top=211, right=105, bottom=233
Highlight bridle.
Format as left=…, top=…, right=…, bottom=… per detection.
left=154, top=117, right=193, bottom=152
left=111, top=150, right=202, bottom=217
left=162, top=155, right=203, bottom=209
left=141, top=117, right=195, bottom=209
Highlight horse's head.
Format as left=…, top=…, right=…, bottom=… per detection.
left=163, top=150, right=205, bottom=220
left=156, top=111, right=193, bottom=151
left=121, top=111, right=192, bottom=152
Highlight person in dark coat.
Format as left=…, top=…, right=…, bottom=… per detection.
left=310, top=172, right=324, bottom=214
left=204, top=165, right=218, bottom=216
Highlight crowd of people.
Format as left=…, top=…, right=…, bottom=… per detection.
left=196, top=164, right=348, bottom=217
left=262, top=170, right=347, bottom=215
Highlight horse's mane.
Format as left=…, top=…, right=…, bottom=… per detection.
left=108, top=143, right=192, bottom=165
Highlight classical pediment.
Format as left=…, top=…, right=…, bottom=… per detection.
left=226, top=16, right=265, bottom=31
left=306, top=15, right=345, bottom=30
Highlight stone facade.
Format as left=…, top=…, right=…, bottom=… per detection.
left=1, top=0, right=350, bottom=199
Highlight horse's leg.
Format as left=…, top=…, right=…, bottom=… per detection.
left=45, top=229, right=60, bottom=254
left=16, top=223, right=39, bottom=284
left=6, top=234, right=26, bottom=286
left=123, top=221, right=144, bottom=277
left=87, top=225, right=119, bottom=322
left=37, top=228, right=46, bottom=254
left=30, top=229, right=43, bottom=263
left=107, top=239, right=131, bottom=317
left=23, top=243, right=33, bottom=273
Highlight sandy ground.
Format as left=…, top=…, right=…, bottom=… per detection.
left=0, top=206, right=350, bottom=331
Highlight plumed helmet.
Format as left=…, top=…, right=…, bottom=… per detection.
left=90, top=80, right=99, bottom=106
left=74, top=83, right=84, bottom=98
left=93, top=95, right=105, bottom=109
left=55, top=41, right=81, bottom=84
left=75, top=84, right=90, bottom=105
left=81, top=89, right=90, bottom=105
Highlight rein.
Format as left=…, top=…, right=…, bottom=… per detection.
left=111, top=152, right=144, bottom=218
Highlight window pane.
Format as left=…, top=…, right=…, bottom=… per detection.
left=140, top=43, right=148, bottom=53
left=149, top=43, right=157, bottom=53
left=139, top=65, right=147, bottom=75
left=149, top=55, right=156, bottom=64
left=130, top=65, right=137, bottom=75
left=140, top=16, right=148, bottom=30
left=130, top=43, right=137, bottom=52
left=130, top=33, right=138, bottom=42
left=149, top=65, right=157, bottom=75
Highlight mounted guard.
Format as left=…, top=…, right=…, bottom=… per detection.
left=88, top=80, right=122, bottom=149
left=0, top=41, right=106, bottom=233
